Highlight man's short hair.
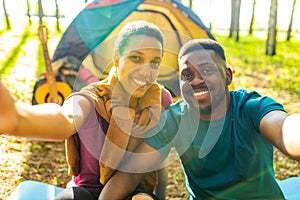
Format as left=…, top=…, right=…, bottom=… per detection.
left=178, top=39, right=226, bottom=62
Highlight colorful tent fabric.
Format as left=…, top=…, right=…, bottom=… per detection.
left=52, top=0, right=215, bottom=97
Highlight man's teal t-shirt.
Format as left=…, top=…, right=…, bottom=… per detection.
left=145, top=89, right=286, bottom=199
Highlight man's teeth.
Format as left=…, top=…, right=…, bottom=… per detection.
left=133, top=78, right=147, bottom=86
left=194, top=90, right=209, bottom=97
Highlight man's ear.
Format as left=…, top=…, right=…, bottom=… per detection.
left=226, top=68, right=233, bottom=85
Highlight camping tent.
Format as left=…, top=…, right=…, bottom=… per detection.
left=49, top=0, right=215, bottom=100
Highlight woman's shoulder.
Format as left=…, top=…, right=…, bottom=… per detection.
left=161, top=86, right=173, bottom=109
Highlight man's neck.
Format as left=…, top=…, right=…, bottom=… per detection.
left=199, top=92, right=231, bottom=121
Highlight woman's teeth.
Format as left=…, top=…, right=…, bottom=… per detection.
left=133, top=78, right=147, bottom=86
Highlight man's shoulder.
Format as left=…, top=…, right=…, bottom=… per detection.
left=230, top=89, right=283, bottom=109
left=230, top=89, right=260, bottom=96
left=158, top=99, right=189, bottom=121
left=168, top=99, right=188, bottom=111
left=230, top=89, right=263, bottom=101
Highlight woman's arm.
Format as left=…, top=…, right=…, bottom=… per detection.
left=0, top=82, right=90, bottom=141
left=260, top=110, right=300, bottom=160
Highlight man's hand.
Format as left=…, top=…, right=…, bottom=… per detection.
left=282, top=113, right=300, bottom=159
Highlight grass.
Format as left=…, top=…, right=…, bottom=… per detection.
left=36, top=40, right=46, bottom=78
left=214, top=32, right=300, bottom=100
left=0, top=25, right=32, bottom=74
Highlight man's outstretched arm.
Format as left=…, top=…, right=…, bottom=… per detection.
left=261, top=110, right=300, bottom=161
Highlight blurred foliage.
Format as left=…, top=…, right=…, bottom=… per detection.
left=0, top=25, right=32, bottom=74
left=214, top=33, right=300, bottom=99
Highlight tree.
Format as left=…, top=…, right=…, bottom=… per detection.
left=209, top=0, right=213, bottom=30
left=266, top=0, right=278, bottom=56
left=189, top=0, right=193, bottom=9
left=38, top=0, right=44, bottom=25
left=2, top=0, right=11, bottom=30
left=286, top=0, right=297, bottom=41
left=229, top=0, right=235, bottom=38
left=229, top=0, right=241, bottom=42
left=55, top=0, right=60, bottom=32
left=248, top=0, right=256, bottom=35
left=26, top=0, right=32, bottom=24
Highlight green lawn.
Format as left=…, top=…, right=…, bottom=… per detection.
left=214, top=32, right=300, bottom=113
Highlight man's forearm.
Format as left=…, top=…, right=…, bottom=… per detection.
left=99, top=172, right=145, bottom=200
left=154, top=167, right=168, bottom=200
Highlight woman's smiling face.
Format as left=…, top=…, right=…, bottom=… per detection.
left=115, top=34, right=163, bottom=97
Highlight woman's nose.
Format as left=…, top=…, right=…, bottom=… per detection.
left=138, top=64, right=151, bottom=77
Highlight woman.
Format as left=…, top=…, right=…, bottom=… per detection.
left=0, top=20, right=172, bottom=200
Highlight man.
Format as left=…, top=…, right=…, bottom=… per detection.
left=100, top=38, right=300, bottom=199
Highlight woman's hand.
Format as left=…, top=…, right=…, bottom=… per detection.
left=110, top=82, right=132, bottom=110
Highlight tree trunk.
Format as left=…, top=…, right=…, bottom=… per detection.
left=286, top=0, right=296, bottom=41
left=26, top=0, right=32, bottom=24
left=2, top=0, right=11, bottom=30
left=229, top=0, right=241, bottom=41
left=189, top=0, right=193, bottom=9
left=229, top=0, right=236, bottom=38
left=38, top=0, right=44, bottom=25
left=55, top=0, right=60, bottom=32
left=234, top=0, right=241, bottom=42
left=266, top=0, right=278, bottom=56
left=249, top=0, right=256, bottom=35
left=209, top=0, right=213, bottom=30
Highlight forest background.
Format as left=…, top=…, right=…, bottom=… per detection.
left=0, top=0, right=300, bottom=199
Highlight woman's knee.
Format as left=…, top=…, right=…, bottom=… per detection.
left=125, top=192, right=160, bottom=200
left=54, top=187, right=96, bottom=200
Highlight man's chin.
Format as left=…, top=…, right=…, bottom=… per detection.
left=188, top=100, right=212, bottom=116
left=185, top=98, right=201, bottom=111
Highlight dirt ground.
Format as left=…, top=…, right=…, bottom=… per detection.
left=1, top=18, right=300, bottom=200
left=0, top=18, right=189, bottom=200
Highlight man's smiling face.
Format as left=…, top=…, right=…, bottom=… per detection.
left=180, top=49, right=230, bottom=117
